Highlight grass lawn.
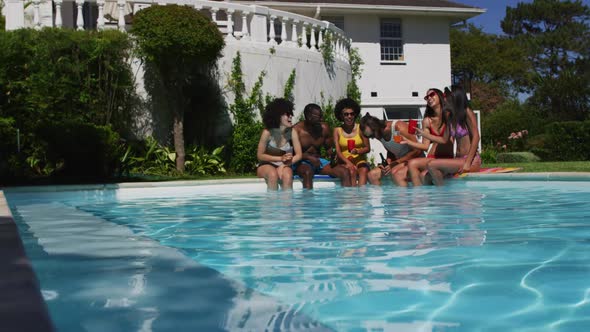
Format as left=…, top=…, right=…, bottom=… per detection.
left=483, top=161, right=590, bottom=172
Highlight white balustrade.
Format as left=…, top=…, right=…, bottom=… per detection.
left=4, top=0, right=350, bottom=63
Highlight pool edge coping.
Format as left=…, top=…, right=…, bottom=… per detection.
left=0, top=192, right=56, bottom=332
left=2, top=172, right=590, bottom=193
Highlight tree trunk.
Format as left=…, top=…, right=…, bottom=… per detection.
left=173, top=110, right=185, bottom=173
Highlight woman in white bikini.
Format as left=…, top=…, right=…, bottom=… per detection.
left=256, top=98, right=303, bottom=190
left=426, top=85, right=481, bottom=185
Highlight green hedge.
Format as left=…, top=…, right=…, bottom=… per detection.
left=0, top=28, right=135, bottom=180
left=496, top=152, right=540, bottom=163
left=541, top=121, right=590, bottom=161
left=35, top=121, right=121, bottom=178
left=481, top=102, right=543, bottom=147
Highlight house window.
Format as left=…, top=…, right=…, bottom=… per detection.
left=380, top=19, right=403, bottom=61
left=384, top=107, right=421, bottom=121
left=321, top=16, right=344, bottom=31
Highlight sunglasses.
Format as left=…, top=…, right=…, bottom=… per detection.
left=423, top=91, right=437, bottom=101
left=343, top=112, right=356, bottom=117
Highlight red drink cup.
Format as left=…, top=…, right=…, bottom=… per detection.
left=347, top=139, right=355, bottom=152
left=408, top=119, right=418, bottom=135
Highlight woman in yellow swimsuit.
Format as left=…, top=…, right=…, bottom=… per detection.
left=333, top=98, right=371, bottom=186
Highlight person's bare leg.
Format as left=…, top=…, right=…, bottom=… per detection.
left=296, top=163, right=314, bottom=189
left=428, top=159, right=463, bottom=186
left=358, top=166, right=369, bottom=186
left=392, top=165, right=409, bottom=187
left=257, top=164, right=279, bottom=190
left=368, top=168, right=383, bottom=185
left=323, top=165, right=352, bottom=187
left=278, top=166, right=294, bottom=190
left=408, top=158, right=430, bottom=187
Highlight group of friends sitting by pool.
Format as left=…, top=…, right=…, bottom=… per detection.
left=256, top=85, right=481, bottom=190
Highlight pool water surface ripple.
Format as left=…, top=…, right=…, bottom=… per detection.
left=6, top=180, right=590, bottom=331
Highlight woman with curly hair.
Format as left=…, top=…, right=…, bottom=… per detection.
left=333, top=98, right=371, bottom=186
left=256, top=98, right=303, bottom=190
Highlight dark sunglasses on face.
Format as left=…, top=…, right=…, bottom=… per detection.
left=423, top=91, right=437, bottom=101
left=343, top=112, right=355, bottom=117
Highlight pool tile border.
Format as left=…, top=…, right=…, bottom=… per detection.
left=0, top=192, right=55, bottom=332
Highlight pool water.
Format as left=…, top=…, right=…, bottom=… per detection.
left=6, top=181, right=590, bottom=331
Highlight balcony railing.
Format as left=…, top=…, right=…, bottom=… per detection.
left=5, top=0, right=351, bottom=62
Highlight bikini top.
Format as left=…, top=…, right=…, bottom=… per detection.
left=427, top=117, right=446, bottom=137
left=265, top=132, right=293, bottom=166
left=451, top=123, right=469, bottom=139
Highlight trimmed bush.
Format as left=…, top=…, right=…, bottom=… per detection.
left=35, top=121, right=121, bottom=178
left=541, top=121, right=590, bottom=161
left=481, top=101, right=543, bottom=148
left=496, top=152, right=540, bottom=163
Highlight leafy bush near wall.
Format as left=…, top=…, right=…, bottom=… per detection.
left=346, top=47, right=363, bottom=103
left=227, top=52, right=265, bottom=174
left=0, top=28, right=135, bottom=135
left=0, top=28, right=135, bottom=181
left=32, top=121, right=122, bottom=178
left=541, top=121, right=590, bottom=161
left=496, top=152, right=540, bottom=163
left=120, top=137, right=226, bottom=176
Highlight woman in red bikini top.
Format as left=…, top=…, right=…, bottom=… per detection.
left=397, top=88, right=452, bottom=186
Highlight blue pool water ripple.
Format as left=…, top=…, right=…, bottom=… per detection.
left=6, top=181, right=590, bottom=331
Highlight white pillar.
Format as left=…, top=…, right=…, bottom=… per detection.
left=226, top=9, right=235, bottom=40
left=248, top=6, right=269, bottom=43
left=310, top=24, right=317, bottom=51
left=96, top=0, right=105, bottom=30
left=4, top=0, right=25, bottom=30
left=301, top=22, right=308, bottom=49
left=54, top=0, right=63, bottom=27
left=33, top=0, right=41, bottom=30
left=290, top=19, right=299, bottom=48
left=268, top=15, right=277, bottom=45
left=75, top=0, right=84, bottom=30
left=240, top=11, right=250, bottom=41
left=117, top=0, right=126, bottom=31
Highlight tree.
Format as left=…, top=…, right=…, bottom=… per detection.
left=131, top=5, right=224, bottom=172
left=501, top=0, right=590, bottom=120
left=450, top=24, right=530, bottom=112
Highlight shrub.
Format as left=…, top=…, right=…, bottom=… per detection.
left=496, top=152, right=540, bottom=163
left=541, top=120, right=590, bottom=161
left=480, top=145, right=497, bottom=164
left=481, top=101, right=543, bottom=149
left=33, top=121, right=121, bottom=178
left=131, top=4, right=224, bottom=172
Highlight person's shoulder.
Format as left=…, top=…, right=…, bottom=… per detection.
left=293, top=121, right=304, bottom=130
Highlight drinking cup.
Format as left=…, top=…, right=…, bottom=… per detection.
left=393, top=132, right=402, bottom=143
left=347, top=139, right=355, bottom=152
left=408, top=119, right=418, bottom=135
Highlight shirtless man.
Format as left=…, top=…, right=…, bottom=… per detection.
left=293, top=104, right=352, bottom=189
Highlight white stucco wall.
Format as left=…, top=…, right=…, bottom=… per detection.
left=219, top=41, right=351, bottom=119
left=345, top=14, right=452, bottom=109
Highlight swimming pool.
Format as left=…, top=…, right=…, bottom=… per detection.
left=5, top=179, right=590, bottom=331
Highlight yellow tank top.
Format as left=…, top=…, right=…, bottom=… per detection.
left=338, top=124, right=367, bottom=165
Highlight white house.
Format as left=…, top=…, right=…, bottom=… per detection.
left=3, top=0, right=484, bottom=154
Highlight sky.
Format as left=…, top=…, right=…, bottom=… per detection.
left=457, top=0, right=590, bottom=35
